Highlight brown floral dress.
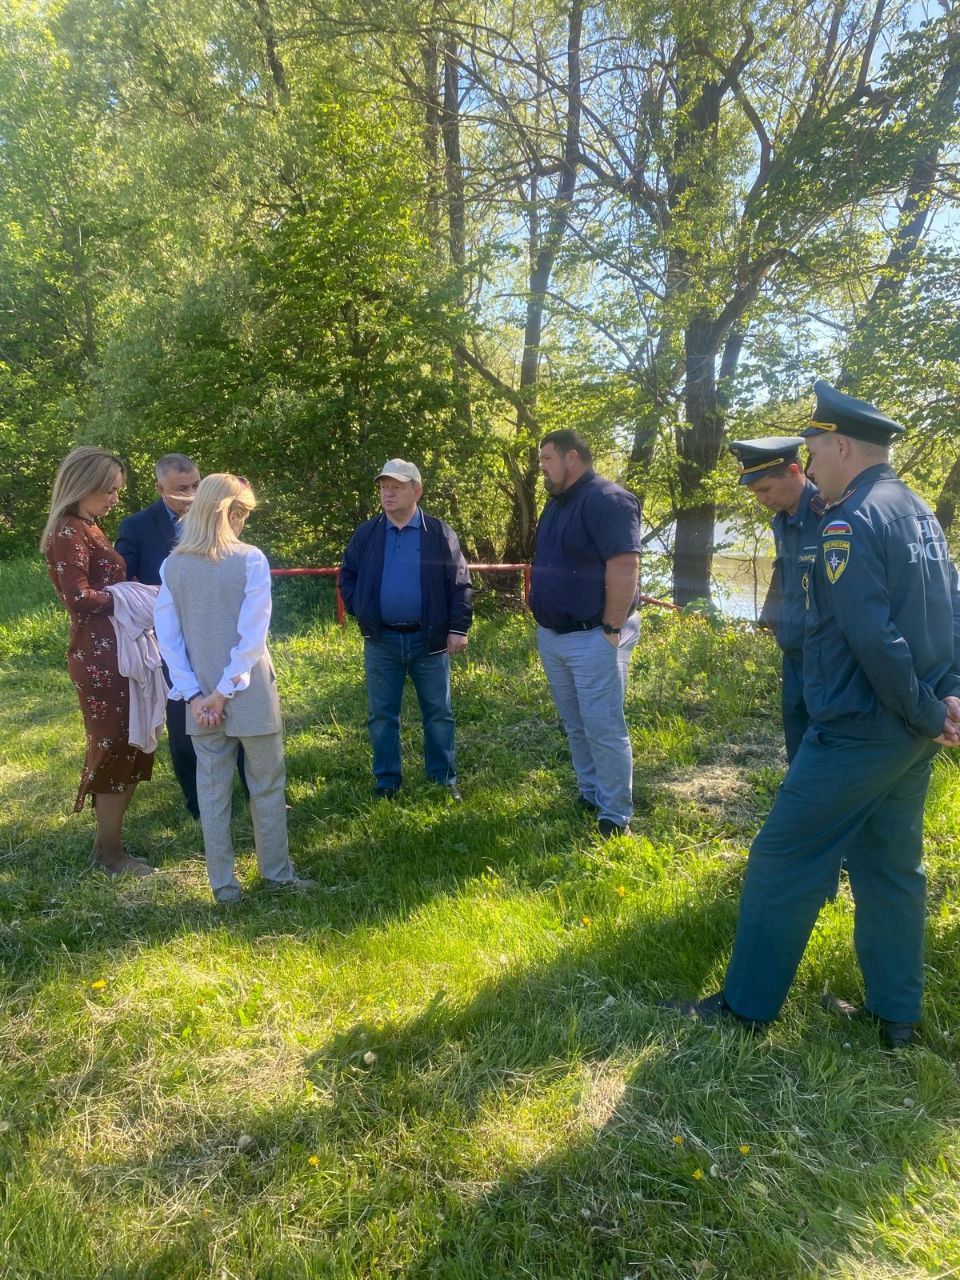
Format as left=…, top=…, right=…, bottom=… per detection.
left=45, top=516, right=155, bottom=811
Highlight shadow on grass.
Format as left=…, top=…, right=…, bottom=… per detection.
left=17, top=895, right=956, bottom=1279
left=300, top=910, right=959, bottom=1278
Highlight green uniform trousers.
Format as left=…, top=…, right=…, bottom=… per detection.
left=724, top=726, right=937, bottom=1025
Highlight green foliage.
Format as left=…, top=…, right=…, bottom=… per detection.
left=840, top=247, right=960, bottom=511
left=1, top=0, right=959, bottom=581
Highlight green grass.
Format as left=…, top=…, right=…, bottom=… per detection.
left=1, top=555, right=960, bottom=1278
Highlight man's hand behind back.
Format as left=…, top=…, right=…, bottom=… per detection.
left=934, top=694, right=960, bottom=746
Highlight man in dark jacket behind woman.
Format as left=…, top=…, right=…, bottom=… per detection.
left=340, top=459, right=473, bottom=801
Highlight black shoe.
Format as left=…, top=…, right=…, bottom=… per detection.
left=821, top=992, right=917, bottom=1048
left=444, top=784, right=462, bottom=802
left=375, top=787, right=401, bottom=801
left=597, top=818, right=630, bottom=839
left=865, top=1009, right=917, bottom=1049
left=577, top=795, right=600, bottom=814
left=875, top=1019, right=916, bottom=1048
left=657, top=990, right=767, bottom=1032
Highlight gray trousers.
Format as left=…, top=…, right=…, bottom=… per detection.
left=537, top=616, right=640, bottom=826
left=192, top=729, right=294, bottom=896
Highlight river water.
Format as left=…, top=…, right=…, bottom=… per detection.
left=644, top=518, right=775, bottom=621
left=713, top=552, right=774, bottom=621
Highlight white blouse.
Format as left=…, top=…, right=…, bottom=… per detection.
left=155, top=545, right=272, bottom=700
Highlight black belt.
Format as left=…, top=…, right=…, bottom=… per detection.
left=548, top=619, right=601, bottom=635
left=546, top=606, right=637, bottom=636
left=382, top=622, right=421, bottom=633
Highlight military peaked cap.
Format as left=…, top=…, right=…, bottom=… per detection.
left=800, top=381, right=905, bottom=444
left=728, top=436, right=805, bottom=485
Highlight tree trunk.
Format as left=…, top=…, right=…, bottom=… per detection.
left=441, top=33, right=465, bottom=271
left=419, top=28, right=441, bottom=237
left=672, top=317, right=725, bottom=604
left=502, top=0, right=583, bottom=562
left=440, top=33, right=474, bottom=435
left=252, top=0, right=290, bottom=106
left=673, top=503, right=716, bottom=606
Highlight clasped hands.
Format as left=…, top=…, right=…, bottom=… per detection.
left=935, top=695, right=960, bottom=747
left=191, top=690, right=227, bottom=728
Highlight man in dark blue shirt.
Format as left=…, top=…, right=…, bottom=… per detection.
left=531, top=430, right=642, bottom=838
left=662, top=383, right=960, bottom=1047
left=728, top=436, right=824, bottom=761
left=340, top=459, right=473, bottom=800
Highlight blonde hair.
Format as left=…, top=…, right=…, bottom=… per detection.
left=173, top=473, right=256, bottom=560
left=41, top=446, right=126, bottom=550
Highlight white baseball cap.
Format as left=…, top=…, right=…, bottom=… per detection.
left=376, top=458, right=422, bottom=485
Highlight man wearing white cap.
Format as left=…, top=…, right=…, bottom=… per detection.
left=339, top=459, right=473, bottom=800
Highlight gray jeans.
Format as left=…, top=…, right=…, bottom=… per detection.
left=537, top=615, right=640, bottom=826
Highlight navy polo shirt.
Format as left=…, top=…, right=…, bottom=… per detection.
left=379, top=509, right=423, bottom=625
left=530, top=470, right=643, bottom=630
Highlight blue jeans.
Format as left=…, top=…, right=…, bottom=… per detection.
left=363, top=631, right=456, bottom=789
left=537, top=616, right=639, bottom=826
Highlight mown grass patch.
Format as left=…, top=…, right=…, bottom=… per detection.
left=0, top=557, right=959, bottom=1278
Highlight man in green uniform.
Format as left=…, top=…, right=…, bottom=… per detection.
left=662, top=382, right=960, bottom=1046
left=728, top=436, right=824, bottom=761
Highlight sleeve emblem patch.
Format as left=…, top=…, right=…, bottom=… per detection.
left=822, top=520, right=852, bottom=537
left=823, top=539, right=851, bottom=583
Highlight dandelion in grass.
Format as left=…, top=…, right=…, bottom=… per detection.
left=692, top=1168, right=704, bottom=1181
left=615, top=886, right=626, bottom=897
left=90, top=979, right=107, bottom=990
left=671, top=1135, right=684, bottom=1145
left=581, top=915, right=592, bottom=926
left=739, top=1145, right=751, bottom=1156
left=307, top=1155, right=320, bottom=1167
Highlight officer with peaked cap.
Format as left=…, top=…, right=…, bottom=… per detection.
left=728, top=436, right=825, bottom=760
left=662, top=381, right=960, bottom=1047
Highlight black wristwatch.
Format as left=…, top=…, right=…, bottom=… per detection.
left=602, top=622, right=622, bottom=636
left=187, top=691, right=204, bottom=704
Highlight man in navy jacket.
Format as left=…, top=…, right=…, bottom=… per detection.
left=340, top=459, right=473, bottom=799
left=116, top=453, right=204, bottom=818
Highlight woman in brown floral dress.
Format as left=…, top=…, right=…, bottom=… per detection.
left=42, top=447, right=155, bottom=876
